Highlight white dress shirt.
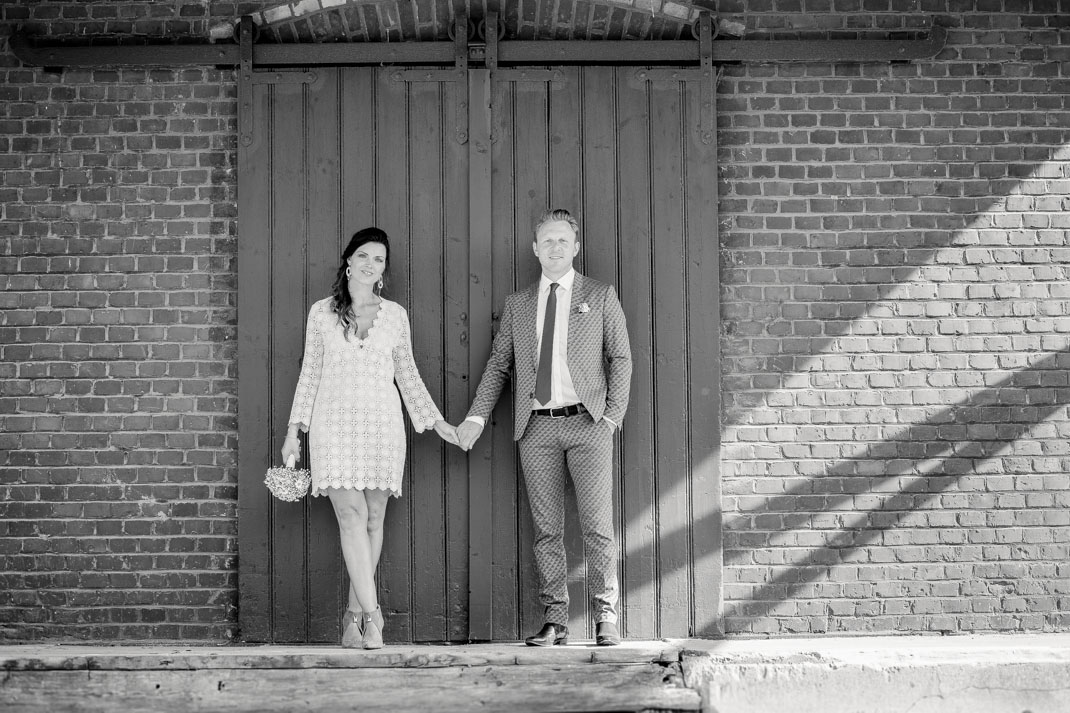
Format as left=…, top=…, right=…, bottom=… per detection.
left=534, top=269, right=581, bottom=409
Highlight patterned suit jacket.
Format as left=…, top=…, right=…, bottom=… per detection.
left=466, top=273, right=632, bottom=441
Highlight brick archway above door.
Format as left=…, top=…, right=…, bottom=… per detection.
left=226, top=0, right=708, bottom=43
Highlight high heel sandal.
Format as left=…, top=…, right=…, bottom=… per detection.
left=341, top=609, right=362, bottom=649
left=362, top=606, right=384, bottom=650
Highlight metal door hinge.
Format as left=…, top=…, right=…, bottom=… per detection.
left=237, top=17, right=317, bottom=147
left=635, top=12, right=717, bottom=145
left=386, top=16, right=471, bottom=144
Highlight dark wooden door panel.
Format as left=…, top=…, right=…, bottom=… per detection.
left=239, top=68, right=470, bottom=643
left=483, top=67, right=721, bottom=640
left=614, top=67, right=659, bottom=643
left=236, top=70, right=275, bottom=645
left=684, top=80, right=723, bottom=639
left=303, top=70, right=347, bottom=643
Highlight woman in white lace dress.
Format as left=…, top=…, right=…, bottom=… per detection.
left=280, top=227, right=457, bottom=649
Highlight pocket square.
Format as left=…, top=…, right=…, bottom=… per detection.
left=574, top=302, right=590, bottom=314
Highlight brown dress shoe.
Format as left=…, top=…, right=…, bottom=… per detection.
left=525, top=622, right=569, bottom=647
left=596, top=621, right=621, bottom=646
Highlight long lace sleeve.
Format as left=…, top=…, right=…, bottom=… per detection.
left=287, top=301, right=325, bottom=431
left=391, top=307, right=443, bottom=432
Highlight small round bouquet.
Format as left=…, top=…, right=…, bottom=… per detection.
left=264, top=454, right=311, bottom=502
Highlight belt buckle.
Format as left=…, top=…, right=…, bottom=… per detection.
left=548, top=407, right=566, bottom=419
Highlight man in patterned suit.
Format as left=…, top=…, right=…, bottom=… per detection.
left=456, top=208, right=632, bottom=646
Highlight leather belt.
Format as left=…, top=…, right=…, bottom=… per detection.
left=532, top=404, right=586, bottom=418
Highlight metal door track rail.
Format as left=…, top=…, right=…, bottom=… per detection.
left=10, top=20, right=946, bottom=69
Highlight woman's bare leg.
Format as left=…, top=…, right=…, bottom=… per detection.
left=365, top=488, right=390, bottom=574
left=345, top=489, right=391, bottom=612
left=328, top=488, right=378, bottom=614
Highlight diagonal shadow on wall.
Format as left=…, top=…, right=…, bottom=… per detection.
left=667, top=348, right=1070, bottom=633
left=720, top=144, right=1068, bottom=428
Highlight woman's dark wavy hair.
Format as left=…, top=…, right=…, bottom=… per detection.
left=331, top=227, right=390, bottom=338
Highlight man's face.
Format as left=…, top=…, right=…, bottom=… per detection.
left=533, top=220, right=580, bottom=280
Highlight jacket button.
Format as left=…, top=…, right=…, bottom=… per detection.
left=529, top=392, right=534, bottom=398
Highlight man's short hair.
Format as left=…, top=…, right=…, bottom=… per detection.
left=533, top=209, right=579, bottom=237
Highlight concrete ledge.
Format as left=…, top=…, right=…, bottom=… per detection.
left=680, top=634, right=1070, bottom=713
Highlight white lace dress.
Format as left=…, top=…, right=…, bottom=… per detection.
left=287, top=297, right=443, bottom=497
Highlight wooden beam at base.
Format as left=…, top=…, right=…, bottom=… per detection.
left=0, top=664, right=702, bottom=713
left=0, top=641, right=686, bottom=670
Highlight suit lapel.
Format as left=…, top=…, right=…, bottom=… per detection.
left=566, top=273, right=588, bottom=366
left=518, top=281, right=540, bottom=373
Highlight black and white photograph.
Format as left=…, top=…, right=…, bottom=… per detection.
left=1, top=1, right=1068, bottom=711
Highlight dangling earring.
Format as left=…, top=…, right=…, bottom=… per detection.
left=377, top=277, right=384, bottom=292
left=345, top=266, right=352, bottom=278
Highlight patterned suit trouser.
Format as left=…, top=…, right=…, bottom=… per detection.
left=518, top=412, right=619, bottom=627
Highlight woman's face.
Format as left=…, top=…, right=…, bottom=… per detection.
left=347, top=241, right=388, bottom=286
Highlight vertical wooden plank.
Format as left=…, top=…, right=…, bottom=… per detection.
left=269, top=81, right=310, bottom=642
left=442, top=74, right=471, bottom=643
left=548, top=70, right=583, bottom=240
left=375, top=68, right=414, bottom=643
left=467, top=67, right=495, bottom=642
left=685, top=77, right=723, bottom=637
left=303, top=68, right=344, bottom=643
left=649, top=79, right=691, bottom=639
left=578, top=67, right=619, bottom=287
left=237, top=79, right=274, bottom=644
left=578, top=65, right=625, bottom=638
left=546, top=68, right=590, bottom=636
left=488, top=78, right=522, bottom=642
left=408, top=78, right=448, bottom=643
left=509, top=78, right=551, bottom=639
left=337, top=67, right=378, bottom=635
left=615, top=68, right=658, bottom=640
left=340, top=69, right=377, bottom=235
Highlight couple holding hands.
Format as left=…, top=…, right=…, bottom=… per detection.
left=281, top=209, right=632, bottom=650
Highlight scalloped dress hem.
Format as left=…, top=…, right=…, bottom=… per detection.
left=315, top=484, right=402, bottom=499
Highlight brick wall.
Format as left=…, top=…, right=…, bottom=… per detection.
left=1, top=1, right=1068, bottom=641
left=0, top=2, right=243, bottom=640
left=718, top=6, right=1070, bottom=634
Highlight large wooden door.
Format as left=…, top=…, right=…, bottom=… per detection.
left=238, top=64, right=721, bottom=643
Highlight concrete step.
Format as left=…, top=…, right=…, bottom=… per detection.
left=0, top=641, right=699, bottom=713
left=681, top=634, right=1070, bottom=713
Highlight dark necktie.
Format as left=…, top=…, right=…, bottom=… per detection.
left=534, top=283, right=559, bottom=405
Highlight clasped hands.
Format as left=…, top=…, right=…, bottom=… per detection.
left=433, top=420, right=483, bottom=451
